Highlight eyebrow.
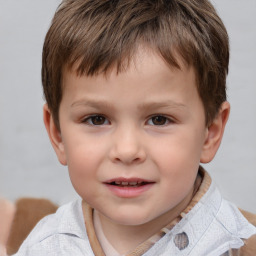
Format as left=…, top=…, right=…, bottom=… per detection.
left=137, top=100, right=187, bottom=111
left=71, top=99, right=187, bottom=111
left=71, top=99, right=114, bottom=110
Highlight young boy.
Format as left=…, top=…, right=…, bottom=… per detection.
left=14, top=0, right=256, bottom=255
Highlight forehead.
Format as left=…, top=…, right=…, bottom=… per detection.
left=61, top=48, right=199, bottom=108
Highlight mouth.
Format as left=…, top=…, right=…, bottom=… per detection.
left=103, top=178, right=155, bottom=198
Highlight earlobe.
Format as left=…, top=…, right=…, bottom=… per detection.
left=43, top=104, right=67, bottom=165
left=200, top=101, right=230, bottom=163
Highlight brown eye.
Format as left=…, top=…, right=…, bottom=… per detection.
left=85, top=115, right=109, bottom=125
left=150, top=116, right=168, bottom=125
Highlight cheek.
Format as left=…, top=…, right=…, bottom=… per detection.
left=64, top=141, right=106, bottom=193
left=153, top=132, right=205, bottom=200
left=152, top=134, right=202, bottom=172
left=155, top=146, right=199, bottom=209
left=65, top=134, right=106, bottom=169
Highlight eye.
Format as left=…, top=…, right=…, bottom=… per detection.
left=147, top=115, right=171, bottom=126
left=83, top=115, right=109, bottom=126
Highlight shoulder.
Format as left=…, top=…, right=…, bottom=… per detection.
left=215, top=200, right=256, bottom=255
left=239, top=209, right=256, bottom=256
left=23, top=200, right=78, bottom=242
left=185, top=177, right=256, bottom=255
left=14, top=199, right=93, bottom=256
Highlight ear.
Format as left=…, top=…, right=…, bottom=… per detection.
left=200, top=101, right=230, bottom=163
left=43, top=104, right=67, bottom=165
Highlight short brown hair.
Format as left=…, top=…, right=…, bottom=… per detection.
left=42, top=0, right=229, bottom=128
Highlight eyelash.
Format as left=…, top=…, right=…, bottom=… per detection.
left=82, top=115, right=110, bottom=126
left=147, top=115, right=174, bottom=126
left=82, top=114, right=174, bottom=126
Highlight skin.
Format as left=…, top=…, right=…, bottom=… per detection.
left=0, top=198, right=15, bottom=256
left=44, top=48, right=230, bottom=254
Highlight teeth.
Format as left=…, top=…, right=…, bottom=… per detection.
left=129, top=181, right=138, bottom=186
left=113, top=181, right=142, bottom=186
left=112, top=180, right=147, bottom=186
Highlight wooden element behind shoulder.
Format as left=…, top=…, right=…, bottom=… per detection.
left=6, top=198, right=58, bottom=255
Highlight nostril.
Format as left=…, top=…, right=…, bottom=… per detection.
left=113, top=156, right=144, bottom=165
left=108, top=140, right=146, bottom=164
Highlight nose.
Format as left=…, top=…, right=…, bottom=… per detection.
left=108, top=125, right=146, bottom=165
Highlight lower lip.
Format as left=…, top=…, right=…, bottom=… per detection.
left=105, top=183, right=154, bottom=198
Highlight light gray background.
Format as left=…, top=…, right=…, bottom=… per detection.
left=0, top=0, right=255, bottom=212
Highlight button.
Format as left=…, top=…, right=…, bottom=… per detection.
left=174, top=232, right=189, bottom=250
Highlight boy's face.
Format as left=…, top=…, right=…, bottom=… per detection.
left=47, top=49, right=218, bottom=228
